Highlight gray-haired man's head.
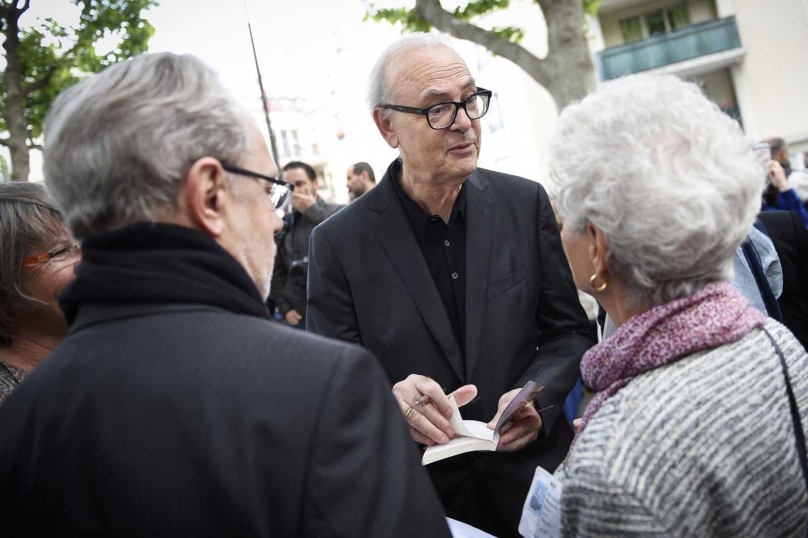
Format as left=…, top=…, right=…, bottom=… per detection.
left=44, top=52, right=283, bottom=298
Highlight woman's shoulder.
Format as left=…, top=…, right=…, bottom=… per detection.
left=563, top=322, right=808, bottom=533
left=582, top=324, right=796, bottom=453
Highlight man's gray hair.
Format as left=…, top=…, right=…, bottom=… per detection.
left=44, top=52, right=254, bottom=240
left=367, top=32, right=451, bottom=112
left=552, top=74, right=763, bottom=308
left=0, top=182, right=66, bottom=346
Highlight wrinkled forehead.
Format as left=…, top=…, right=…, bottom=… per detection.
left=386, top=45, right=473, bottom=104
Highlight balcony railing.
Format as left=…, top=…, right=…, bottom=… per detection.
left=597, top=16, right=742, bottom=81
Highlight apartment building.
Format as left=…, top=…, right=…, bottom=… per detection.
left=589, top=0, right=808, bottom=162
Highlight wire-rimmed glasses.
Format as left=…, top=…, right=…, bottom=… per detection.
left=22, top=243, right=81, bottom=267
left=380, top=88, right=493, bottom=130
left=222, top=164, right=294, bottom=210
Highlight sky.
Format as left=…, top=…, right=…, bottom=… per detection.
left=21, top=0, right=401, bottom=100
left=16, top=0, right=547, bottom=188
left=18, top=0, right=419, bottom=182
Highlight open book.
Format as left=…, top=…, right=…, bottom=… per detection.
left=422, top=381, right=544, bottom=465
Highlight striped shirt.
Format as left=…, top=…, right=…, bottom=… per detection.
left=558, top=320, right=808, bottom=537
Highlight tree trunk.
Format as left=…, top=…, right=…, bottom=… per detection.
left=414, top=0, right=596, bottom=112
left=537, top=0, right=596, bottom=110
left=2, top=2, right=31, bottom=181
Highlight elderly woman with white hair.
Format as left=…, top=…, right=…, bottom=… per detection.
left=529, top=74, right=808, bottom=537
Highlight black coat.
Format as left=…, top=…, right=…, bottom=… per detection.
left=271, top=199, right=343, bottom=316
left=759, top=210, right=808, bottom=350
left=0, top=224, right=450, bottom=538
left=307, top=161, right=593, bottom=537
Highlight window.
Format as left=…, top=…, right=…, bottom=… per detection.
left=291, top=130, right=301, bottom=157
left=619, top=16, right=643, bottom=42
left=645, top=11, right=667, bottom=35
left=668, top=5, right=690, bottom=29
left=618, top=4, right=690, bottom=42
left=280, top=130, right=291, bottom=158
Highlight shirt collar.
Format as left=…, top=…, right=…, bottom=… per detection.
left=390, top=159, right=467, bottom=245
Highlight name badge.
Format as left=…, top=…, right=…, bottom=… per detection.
left=518, top=466, right=563, bottom=538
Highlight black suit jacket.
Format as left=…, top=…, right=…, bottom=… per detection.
left=759, top=210, right=808, bottom=350
left=0, top=303, right=450, bottom=537
left=307, top=162, right=593, bottom=535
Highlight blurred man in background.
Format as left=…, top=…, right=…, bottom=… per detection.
left=270, top=161, right=342, bottom=329
left=347, top=161, right=376, bottom=201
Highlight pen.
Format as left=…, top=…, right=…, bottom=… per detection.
left=414, top=394, right=432, bottom=406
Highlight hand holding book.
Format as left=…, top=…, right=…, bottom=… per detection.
left=422, top=381, right=549, bottom=465
left=487, top=382, right=546, bottom=452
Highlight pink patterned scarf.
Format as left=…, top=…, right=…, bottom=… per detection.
left=572, top=281, right=765, bottom=447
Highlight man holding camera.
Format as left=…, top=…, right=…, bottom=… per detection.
left=270, top=161, right=342, bottom=329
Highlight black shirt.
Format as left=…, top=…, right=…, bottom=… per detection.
left=391, top=162, right=467, bottom=353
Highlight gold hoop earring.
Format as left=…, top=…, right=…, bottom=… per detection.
left=589, top=274, right=607, bottom=292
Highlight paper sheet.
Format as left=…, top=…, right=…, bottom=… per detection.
left=447, top=517, right=497, bottom=538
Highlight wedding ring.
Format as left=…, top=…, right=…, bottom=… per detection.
left=405, top=406, right=416, bottom=422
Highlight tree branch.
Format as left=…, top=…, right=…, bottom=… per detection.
left=23, top=69, right=55, bottom=96
left=0, top=138, right=9, bottom=147
left=27, top=142, right=43, bottom=151
left=414, top=0, right=556, bottom=90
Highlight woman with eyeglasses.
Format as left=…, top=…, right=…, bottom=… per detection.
left=0, top=182, right=80, bottom=403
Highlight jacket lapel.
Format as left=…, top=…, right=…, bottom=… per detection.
left=463, top=171, right=494, bottom=379
left=369, top=171, right=466, bottom=382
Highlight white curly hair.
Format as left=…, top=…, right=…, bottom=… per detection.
left=552, top=74, right=764, bottom=307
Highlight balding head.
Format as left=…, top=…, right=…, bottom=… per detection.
left=367, top=33, right=453, bottom=113
left=369, top=34, right=482, bottom=186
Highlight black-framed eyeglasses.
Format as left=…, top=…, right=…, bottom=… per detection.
left=380, top=88, right=493, bottom=130
left=222, top=164, right=294, bottom=210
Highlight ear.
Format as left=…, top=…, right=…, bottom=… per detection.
left=182, top=157, right=231, bottom=238
left=373, top=108, right=399, bottom=149
left=586, top=223, right=610, bottom=277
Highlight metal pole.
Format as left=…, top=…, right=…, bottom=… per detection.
left=247, top=21, right=280, bottom=165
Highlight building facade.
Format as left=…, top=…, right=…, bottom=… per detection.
left=589, top=0, right=808, bottom=162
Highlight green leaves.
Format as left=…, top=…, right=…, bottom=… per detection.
left=451, top=0, right=511, bottom=21
left=1, top=0, right=157, bottom=142
left=367, top=0, right=600, bottom=41
left=367, top=0, right=523, bottom=44
left=14, top=26, right=77, bottom=138
left=71, top=0, right=156, bottom=72
left=583, top=0, right=602, bottom=18
left=366, top=7, right=432, bottom=33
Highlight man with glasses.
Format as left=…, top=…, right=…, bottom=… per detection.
left=0, top=52, right=451, bottom=537
left=270, top=161, right=342, bottom=329
left=307, top=34, right=592, bottom=537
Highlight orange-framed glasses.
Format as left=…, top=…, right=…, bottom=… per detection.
left=21, top=243, right=81, bottom=267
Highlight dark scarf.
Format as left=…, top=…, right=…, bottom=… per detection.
left=573, top=282, right=765, bottom=447
left=60, top=223, right=269, bottom=324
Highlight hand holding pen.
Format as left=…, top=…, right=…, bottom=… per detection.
left=392, top=374, right=477, bottom=447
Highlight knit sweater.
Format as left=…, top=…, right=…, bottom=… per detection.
left=558, top=320, right=808, bottom=537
